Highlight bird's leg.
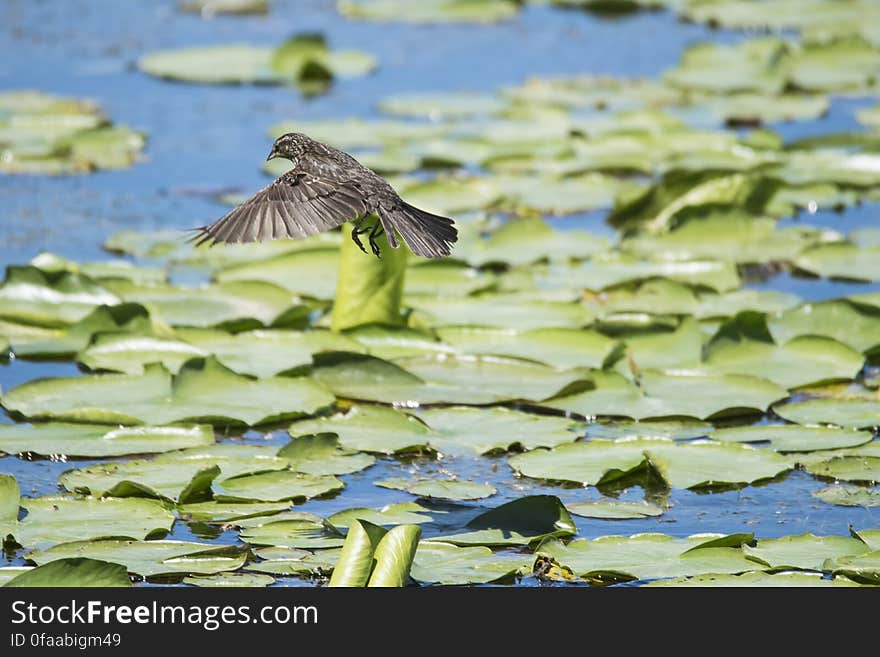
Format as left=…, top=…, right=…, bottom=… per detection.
left=350, top=216, right=369, bottom=254
left=368, top=220, right=385, bottom=258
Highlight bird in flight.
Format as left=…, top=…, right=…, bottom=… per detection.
left=192, top=132, right=458, bottom=258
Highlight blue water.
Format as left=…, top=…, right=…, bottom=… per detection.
left=1, top=1, right=878, bottom=584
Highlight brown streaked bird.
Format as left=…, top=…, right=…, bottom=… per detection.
left=192, top=132, right=458, bottom=258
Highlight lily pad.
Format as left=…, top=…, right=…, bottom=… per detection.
left=338, top=0, right=520, bottom=24
left=408, top=294, right=591, bottom=331
left=565, top=501, right=665, bottom=520
left=3, top=558, right=132, bottom=588
left=289, top=405, right=431, bottom=455
left=546, top=369, right=788, bottom=420
left=538, top=533, right=760, bottom=582
left=824, top=550, right=880, bottom=585
left=773, top=398, right=880, bottom=429
left=813, top=485, right=880, bottom=507
left=644, top=570, right=859, bottom=587
left=28, top=539, right=248, bottom=577
left=213, top=470, right=344, bottom=503
left=183, top=572, right=275, bottom=587
left=436, top=327, right=618, bottom=370
left=376, top=477, right=496, bottom=501
left=215, top=248, right=340, bottom=300
left=510, top=439, right=794, bottom=489
left=411, top=542, right=533, bottom=585
left=177, top=500, right=292, bottom=523
left=239, top=516, right=345, bottom=549
left=10, top=496, right=174, bottom=549
left=433, top=495, right=577, bottom=547
left=277, top=434, right=376, bottom=476
left=804, top=455, right=880, bottom=483
left=247, top=547, right=340, bottom=577
left=2, top=357, right=334, bottom=426
left=327, top=502, right=435, bottom=529
left=794, top=242, right=880, bottom=282
left=0, top=422, right=214, bottom=458
left=378, top=91, right=505, bottom=118
left=743, top=533, right=870, bottom=571
left=712, top=424, right=873, bottom=453
left=768, top=300, right=880, bottom=354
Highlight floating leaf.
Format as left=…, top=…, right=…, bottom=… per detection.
left=644, top=570, right=859, bottom=587
left=28, top=540, right=248, bottom=577
left=290, top=405, right=431, bottom=455
left=377, top=477, right=496, bottom=501
left=824, top=550, right=880, bottom=585
left=412, top=542, right=533, bottom=585
left=239, top=515, right=345, bottom=549
left=794, top=243, right=880, bottom=282
left=213, top=470, right=344, bottom=502
left=768, top=300, right=880, bottom=354
left=664, top=38, right=790, bottom=94
left=178, top=500, right=291, bottom=523
left=510, top=439, right=794, bottom=489
left=713, top=424, right=873, bottom=453
left=804, top=455, right=880, bottom=483
left=2, top=357, right=334, bottom=426
left=10, top=496, right=174, bottom=549
left=433, top=495, right=576, bottom=547
left=4, top=558, right=132, bottom=588
left=587, top=419, right=711, bottom=441
left=408, top=294, right=591, bottom=331
left=378, top=91, right=504, bottom=118
left=183, top=572, right=275, bottom=587
left=773, top=398, right=880, bottom=429
left=327, top=502, right=435, bottom=529
left=178, top=0, right=270, bottom=15
left=538, top=533, right=759, bottom=582
left=813, top=485, right=880, bottom=507
left=743, top=533, right=870, bottom=571
left=215, top=248, right=340, bottom=300
left=565, top=501, right=665, bottom=520
left=546, top=370, right=787, bottom=420
left=338, top=0, right=520, bottom=24
left=277, top=433, right=375, bottom=475
left=0, top=422, right=214, bottom=458
left=248, top=546, right=339, bottom=577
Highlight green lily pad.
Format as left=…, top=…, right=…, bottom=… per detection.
left=546, top=369, right=787, bottom=420
left=378, top=91, right=504, bottom=118
left=247, top=546, right=339, bottom=576
left=494, top=173, right=631, bottom=215
left=3, top=558, right=132, bottom=588
left=791, top=39, right=880, bottom=92
left=587, top=419, right=712, bottom=441
left=644, top=570, right=860, bottom=587
left=804, top=455, right=880, bottom=483
left=434, top=495, right=577, bottom=547
left=2, top=357, right=334, bottom=426
left=269, top=118, right=450, bottom=150
left=512, top=438, right=793, bottom=489
left=327, top=502, right=436, bottom=529
left=213, top=470, right=344, bottom=503
left=78, top=333, right=207, bottom=374
left=773, top=398, right=880, bottom=429
left=376, top=477, right=496, bottom=501
left=621, top=317, right=704, bottom=370
left=338, top=0, right=520, bottom=24
left=10, top=496, right=174, bottom=549
left=183, top=572, right=275, bottom=587
left=277, top=433, right=375, bottom=476
left=179, top=0, right=269, bottom=15
left=102, top=279, right=300, bottom=329
left=704, top=334, right=864, bottom=390
left=538, top=533, right=760, bottom=582
left=0, top=266, right=119, bottom=328
left=345, top=324, right=454, bottom=360
left=407, top=294, right=591, bottom=331
left=743, top=533, right=870, bottom=571
left=712, top=424, right=873, bottom=453
left=824, top=550, right=880, bottom=585
left=290, top=405, right=431, bottom=455
left=795, top=242, right=880, bottom=282
left=178, top=500, right=291, bottom=523
left=312, top=352, right=586, bottom=405
left=411, top=542, right=533, bottom=585
left=813, top=485, right=880, bottom=507
left=28, top=539, right=248, bottom=577
left=396, top=175, right=501, bottom=215
left=565, top=501, right=665, bottom=520
left=215, top=248, right=339, bottom=300
left=768, top=300, right=880, bottom=354
left=239, top=516, right=345, bottom=548
left=436, top=327, right=618, bottom=370
left=59, top=444, right=288, bottom=500
left=0, top=422, right=214, bottom=458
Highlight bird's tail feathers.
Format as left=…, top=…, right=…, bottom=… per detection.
left=380, top=202, right=458, bottom=258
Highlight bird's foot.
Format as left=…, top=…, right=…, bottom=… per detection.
left=368, top=222, right=384, bottom=258
left=351, top=226, right=368, bottom=255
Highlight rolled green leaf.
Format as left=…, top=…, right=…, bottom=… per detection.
left=328, top=519, right=387, bottom=587
left=4, top=558, right=132, bottom=587
left=367, top=524, right=422, bottom=587
left=331, top=221, right=407, bottom=331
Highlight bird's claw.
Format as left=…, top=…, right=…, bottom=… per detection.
left=351, top=227, right=368, bottom=254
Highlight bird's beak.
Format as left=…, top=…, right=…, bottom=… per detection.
left=266, top=147, right=279, bottom=161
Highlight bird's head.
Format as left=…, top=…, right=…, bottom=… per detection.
left=266, top=132, right=308, bottom=165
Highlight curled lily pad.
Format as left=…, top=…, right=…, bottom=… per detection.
left=433, top=495, right=576, bottom=547
left=28, top=539, right=248, bottom=577
left=2, top=357, right=334, bottom=426
left=411, top=542, right=533, bottom=585
left=376, top=477, right=496, bottom=501
left=0, top=422, right=214, bottom=458
left=510, top=439, right=793, bottom=489
left=3, top=558, right=132, bottom=588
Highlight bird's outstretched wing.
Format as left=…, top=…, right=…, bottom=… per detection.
left=192, top=172, right=368, bottom=246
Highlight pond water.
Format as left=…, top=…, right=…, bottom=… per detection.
left=1, top=0, right=878, bottom=585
